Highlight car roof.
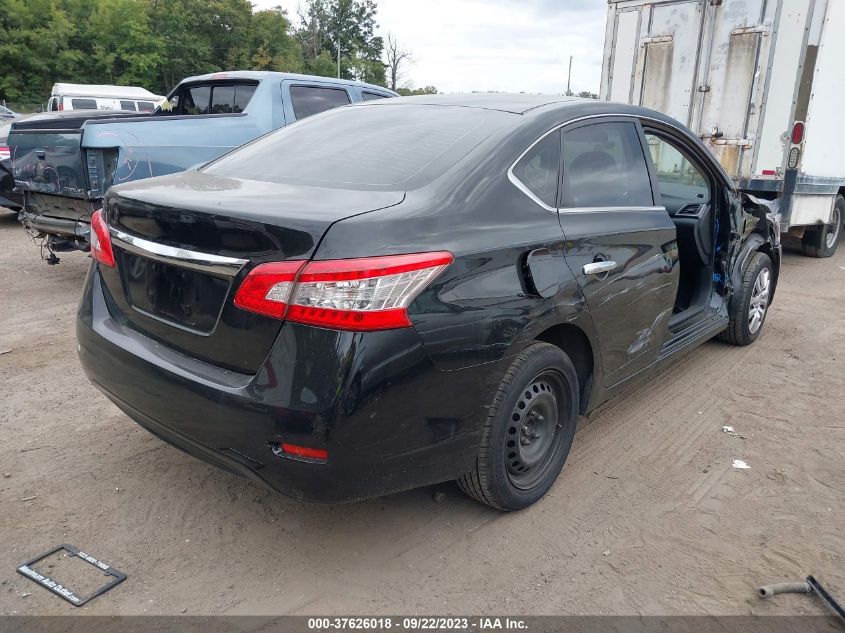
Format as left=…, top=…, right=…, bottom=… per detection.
left=358, top=93, right=676, bottom=119
left=177, top=70, right=398, bottom=95
left=375, top=93, right=580, bottom=114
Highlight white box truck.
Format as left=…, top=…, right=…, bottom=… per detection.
left=600, top=0, right=845, bottom=257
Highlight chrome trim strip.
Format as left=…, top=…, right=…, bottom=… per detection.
left=562, top=205, right=666, bottom=214
left=109, top=227, right=248, bottom=277
left=507, top=112, right=733, bottom=213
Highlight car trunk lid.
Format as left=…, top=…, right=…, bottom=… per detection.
left=99, top=170, right=404, bottom=373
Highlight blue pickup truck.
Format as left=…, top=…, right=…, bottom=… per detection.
left=9, top=71, right=396, bottom=258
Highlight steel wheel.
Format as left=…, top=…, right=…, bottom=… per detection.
left=825, top=204, right=841, bottom=249
left=505, top=371, right=565, bottom=490
left=748, top=267, right=770, bottom=335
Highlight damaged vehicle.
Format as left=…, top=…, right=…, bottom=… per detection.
left=77, top=95, right=780, bottom=511
left=8, top=71, right=396, bottom=262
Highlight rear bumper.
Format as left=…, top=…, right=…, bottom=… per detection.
left=77, top=266, right=506, bottom=503
left=20, top=208, right=90, bottom=239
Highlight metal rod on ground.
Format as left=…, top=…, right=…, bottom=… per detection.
left=758, top=575, right=845, bottom=623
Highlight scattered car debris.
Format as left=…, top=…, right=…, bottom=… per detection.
left=732, top=459, right=751, bottom=470
left=19, top=495, right=37, bottom=502
left=16, top=544, right=126, bottom=607
left=758, top=575, right=845, bottom=623
left=0, top=348, right=11, bottom=355
left=722, top=425, right=746, bottom=439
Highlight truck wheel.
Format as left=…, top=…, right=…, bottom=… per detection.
left=720, top=252, right=773, bottom=346
left=801, top=195, right=843, bottom=258
left=458, top=342, right=578, bottom=511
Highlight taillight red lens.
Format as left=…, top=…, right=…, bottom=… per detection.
left=90, top=209, right=115, bottom=268
left=0, top=146, right=10, bottom=161
left=791, top=121, right=805, bottom=144
left=234, top=252, right=454, bottom=331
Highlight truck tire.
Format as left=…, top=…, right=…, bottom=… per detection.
left=720, top=252, right=773, bottom=346
left=801, top=194, right=843, bottom=258
left=458, top=342, right=578, bottom=511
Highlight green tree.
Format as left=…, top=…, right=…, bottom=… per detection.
left=398, top=85, right=438, bottom=96
left=294, top=0, right=386, bottom=85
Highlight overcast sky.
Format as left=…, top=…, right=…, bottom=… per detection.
left=251, top=0, right=607, bottom=94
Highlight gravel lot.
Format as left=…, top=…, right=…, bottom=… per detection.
left=1, top=209, right=843, bottom=616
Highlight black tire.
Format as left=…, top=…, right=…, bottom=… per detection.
left=458, top=342, right=579, bottom=511
left=720, top=251, right=773, bottom=346
left=801, top=194, right=843, bottom=258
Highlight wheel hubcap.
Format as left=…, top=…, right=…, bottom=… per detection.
left=825, top=206, right=841, bottom=249
left=506, top=373, right=564, bottom=490
left=748, top=267, right=770, bottom=335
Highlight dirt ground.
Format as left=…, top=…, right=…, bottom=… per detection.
left=0, top=208, right=843, bottom=616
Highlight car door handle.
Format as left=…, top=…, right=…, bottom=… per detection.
left=582, top=260, right=617, bottom=275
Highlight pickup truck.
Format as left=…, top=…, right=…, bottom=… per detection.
left=9, top=71, right=396, bottom=259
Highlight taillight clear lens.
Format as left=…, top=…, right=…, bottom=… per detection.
left=90, top=209, right=115, bottom=268
left=235, top=252, right=454, bottom=331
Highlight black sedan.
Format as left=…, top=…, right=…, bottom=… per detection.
left=77, top=94, right=780, bottom=510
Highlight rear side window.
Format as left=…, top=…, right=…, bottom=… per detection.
left=71, top=98, right=97, bottom=110
left=120, top=100, right=137, bottom=111
left=137, top=101, right=155, bottom=112
left=233, top=84, right=256, bottom=112
left=49, top=98, right=59, bottom=112
left=184, top=86, right=211, bottom=115
left=290, top=86, right=351, bottom=120
left=512, top=130, right=561, bottom=208
left=209, top=84, right=256, bottom=113
left=362, top=91, right=388, bottom=101
left=561, top=121, right=653, bottom=208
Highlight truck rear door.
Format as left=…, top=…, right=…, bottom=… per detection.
left=637, top=1, right=705, bottom=127
left=695, top=0, right=772, bottom=178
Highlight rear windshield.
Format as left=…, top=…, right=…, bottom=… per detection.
left=204, top=104, right=504, bottom=190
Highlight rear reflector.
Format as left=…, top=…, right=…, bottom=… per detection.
left=271, top=443, right=329, bottom=462
left=235, top=252, right=454, bottom=331
left=791, top=121, right=805, bottom=145
left=90, top=209, right=115, bottom=268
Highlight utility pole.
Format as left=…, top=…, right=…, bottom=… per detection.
left=337, top=41, right=341, bottom=79
left=567, top=56, right=573, bottom=95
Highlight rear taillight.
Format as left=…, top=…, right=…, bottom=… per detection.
left=0, top=146, right=9, bottom=160
left=90, top=209, right=115, bottom=268
left=234, top=252, right=454, bottom=331
left=791, top=121, right=805, bottom=144
left=58, top=102, right=64, bottom=111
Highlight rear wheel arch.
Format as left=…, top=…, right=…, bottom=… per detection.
left=755, top=241, right=780, bottom=303
left=534, top=322, right=594, bottom=414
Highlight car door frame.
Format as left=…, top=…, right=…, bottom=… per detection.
left=280, top=79, right=356, bottom=125
left=555, top=114, right=681, bottom=389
